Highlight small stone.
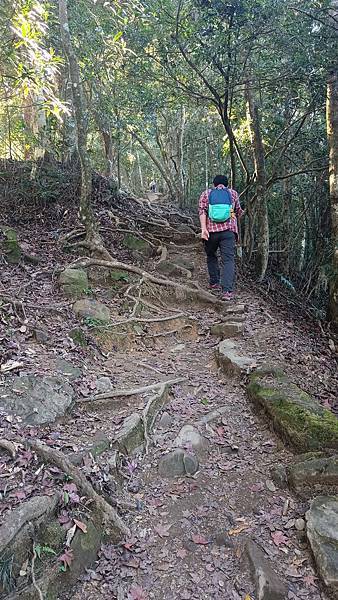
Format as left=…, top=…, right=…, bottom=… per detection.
left=159, top=449, right=199, bottom=478
left=96, top=377, right=112, bottom=393
left=199, top=406, right=229, bottom=425
left=158, top=411, right=173, bottom=429
left=213, top=532, right=234, bottom=547
left=246, top=540, right=287, bottom=600
left=306, top=496, right=338, bottom=592
left=284, top=519, right=296, bottom=530
left=128, top=479, right=141, bottom=494
left=73, top=299, right=110, bottom=324
left=266, top=479, right=277, bottom=492
left=295, top=518, right=305, bottom=531
left=174, top=424, right=209, bottom=454
left=33, top=328, right=49, bottom=344
left=271, top=464, right=288, bottom=489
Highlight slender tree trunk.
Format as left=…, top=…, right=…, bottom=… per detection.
left=327, top=1, right=338, bottom=328
left=132, top=131, right=179, bottom=199
left=280, top=172, right=291, bottom=276
left=246, top=81, right=269, bottom=280
left=59, top=0, right=98, bottom=243
left=136, top=150, right=144, bottom=192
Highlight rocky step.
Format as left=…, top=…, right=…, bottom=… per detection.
left=247, top=367, right=338, bottom=452
left=306, top=496, right=338, bottom=597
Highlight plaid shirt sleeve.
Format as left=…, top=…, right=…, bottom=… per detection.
left=198, top=190, right=209, bottom=215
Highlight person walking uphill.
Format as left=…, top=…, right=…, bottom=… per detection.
left=199, top=175, right=244, bottom=301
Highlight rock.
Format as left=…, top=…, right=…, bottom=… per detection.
left=224, top=303, right=246, bottom=315
left=157, top=260, right=191, bottom=277
left=159, top=449, right=199, bottom=478
left=0, top=495, right=59, bottom=584
left=158, top=411, right=173, bottom=429
left=270, top=464, right=288, bottom=489
left=123, top=234, right=152, bottom=256
left=247, top=369, right=338, bottom=452
left=59, top=268, right=88, bottom=298
left=69, top=327, right=87, bottom=347
left=115, top=385, right=169, bottom=455
left=96, top=376, right=113, bottom=393
left=246, top=540, right=287, bottom=600
left=1, top=226, right=21, bottom=264
left=33, top=328, right=49, bottom=344
left=288, top=455, right=338, bottom=488
left=199, top=406, right=229, bottom=425
left=211, top=321, right=244, bottom=338
left=1, top=375, right=74, bottom=424
left=171, top=256, right=195, bottom=271
left=54, top=358, right=82, bottom=380
left=73, top=298, right=110, bottom=324
left=115, top=413, right=143, bottom=455
left=306, top=496, right=338, bottom=593
left=295, top=518, right=305, bottom=531
left=174, top=424, right=209, bottom=454
left=217, top=340, right=256, bottom=376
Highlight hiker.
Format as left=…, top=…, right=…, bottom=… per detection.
left=198, top=174, right=244, bottom=301
left=149, top=179, right=157, bottom=193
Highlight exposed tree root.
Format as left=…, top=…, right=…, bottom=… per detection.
left=97, top=312, right=186, bottom=329
left=79, top=378, right=186, bottom=404
left=69, top=258, right=224, bottom=309
left=29, top=440, right=130, bottom=539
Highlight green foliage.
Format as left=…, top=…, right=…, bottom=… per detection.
left=34, top=544, right=57, bottom=559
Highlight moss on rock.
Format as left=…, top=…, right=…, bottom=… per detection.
left=123, top=234, right=152, bottom=256
left=247, top=370, right=338, bottom=452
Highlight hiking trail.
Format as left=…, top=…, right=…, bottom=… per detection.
left=0, top=195, right=337, bottom=600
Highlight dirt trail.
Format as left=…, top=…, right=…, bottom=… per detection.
left=67, top=249, right=330, bottom=600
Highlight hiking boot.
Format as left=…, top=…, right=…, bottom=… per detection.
left=209, top=283, right=221, bottom=291
left=221, top=291, right=234, bottom=301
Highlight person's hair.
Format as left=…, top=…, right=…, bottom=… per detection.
left=213, top=175, right=228, bottom=187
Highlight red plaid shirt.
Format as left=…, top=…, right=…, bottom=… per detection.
left=198, top=185, right=244, bottom=237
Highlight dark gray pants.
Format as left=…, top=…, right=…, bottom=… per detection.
left=204, top=230, right=236, bottom=292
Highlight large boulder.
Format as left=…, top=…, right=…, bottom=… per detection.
left=288, top=455, right=338, bottom=488
left=306, top=496, right=338, bottom=595
left=247, top=368, right=338, bottom=452
left=59, top=268, right=88, bottom=298
left=246, top=540, right=287, bottom=599
left=0, top=375, right=74, bottom=424
left=73, top=299, right=110, bottom=323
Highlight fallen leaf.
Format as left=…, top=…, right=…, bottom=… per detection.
left=304, top=574, right=318, bottom=588
left=129, top=584, right=148, bottom=600
left=191, top=533, right=209, bottom=545
left=58, top=548, right=73, bottom=569
left=73, top=518, right=87, bottom=533
left=271, top=530, right=289, bottom=547
left=177, top=548, right=188, bottom=559
left=19, top=559, right=29, bottom=577
left=154, top=523, right=171, bottom=538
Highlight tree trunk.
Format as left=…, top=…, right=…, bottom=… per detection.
left=59, top=0, right=98, bottom=243
left=280, top=171, right=291, bottom=276
left=327, top=1, right=338, bottom=329
left=132, top=131, right=179, bottom=199
left=246, top=81, right=269, bottom=281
